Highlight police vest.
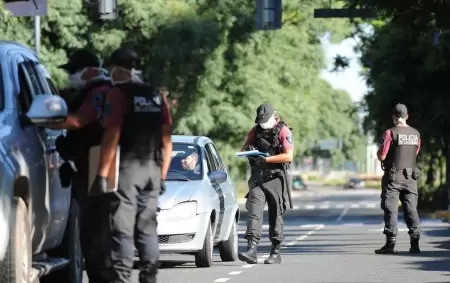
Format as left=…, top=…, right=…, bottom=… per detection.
left=251, top=120, right=292, bottom=171
left=383, top=126, right=420, bottom=170
left=66, top=80, right=112, bottom=158
left=117, top=83, right=163, bottom=165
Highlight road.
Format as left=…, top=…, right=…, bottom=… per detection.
left=83, top=185, right=450, bottom=283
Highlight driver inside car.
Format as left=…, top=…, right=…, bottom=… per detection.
left=181, top=151, right=200, bottom=175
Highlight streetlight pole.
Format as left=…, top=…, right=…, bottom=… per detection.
left=34, top=15, right=40, bottom=57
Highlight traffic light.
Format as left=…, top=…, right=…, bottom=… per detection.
left=256, top=0, right=282, bottom=30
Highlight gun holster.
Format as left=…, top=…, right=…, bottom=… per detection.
left=403, top=168, right=413, bottom=179
left=412, top=168, right=421, bottom=180
left=388, top=168, right=396, bottom=182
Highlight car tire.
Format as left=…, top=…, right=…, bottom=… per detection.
left=41, top=199, right=82, bottom=283
left=0, top=197, right=31, bottom=283
left=195, top=222, right=213, bottom=268
left=218, top=220, right=238, bottom=262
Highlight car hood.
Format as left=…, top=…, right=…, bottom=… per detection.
left=158, top=181, right=201, bottom=209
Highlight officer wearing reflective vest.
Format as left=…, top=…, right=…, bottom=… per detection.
left=375, top=104, right=421, bottom=255
left=49, top=48, right=114, bottom=283
left=239, top=103, right=294, bottom=265
left=90, top=46, right=173, bottom=283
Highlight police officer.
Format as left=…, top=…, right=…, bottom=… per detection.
left=238, top=103, right=294, bottom=265
left=52, top=48, right=114, bottom=283
left=90, top=46, right=173, bottom=283
left=375, top=103, right=421, bottom=255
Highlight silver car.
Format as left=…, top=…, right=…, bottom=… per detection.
left=158, top=135, right=240, bottom=267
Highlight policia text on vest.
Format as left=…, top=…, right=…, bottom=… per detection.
left=376, top=103, right=421, bottom=255
left=238, top=103, right=295, bottom=266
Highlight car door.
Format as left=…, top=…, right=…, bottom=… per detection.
left=14, top=61, right=49, bottom=253
left=31, top=62, right=71, bottom=250
left=204, top=142, right=232, bottom=240
left=203, top=144, right=225, bottom=241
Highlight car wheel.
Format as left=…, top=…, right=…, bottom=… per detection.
left=0, top=197, right=31, bottom=283
left=195, top=222, right=213, bottom=268
left=218, top=220, right=238, bottom=262
left=41, top=199, right=82, bottom=283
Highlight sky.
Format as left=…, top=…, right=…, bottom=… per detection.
left=320, top=36, right=368, bottom=103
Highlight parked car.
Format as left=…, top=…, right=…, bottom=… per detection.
left=0, top=41, right=82, bottom=283
left=292, top=175, right=308, bottom=190
left=157, top=135, right=240, bottom=267
left=343, top=177, right=365, bottom=189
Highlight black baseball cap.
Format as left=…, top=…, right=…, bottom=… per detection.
left=59, top=49, right=100, bottom=74
left=107, top=46, right=139, bottom=70
left=393, top=103, right=408, bottom=118
left=255, top=103, right=275, bottom=123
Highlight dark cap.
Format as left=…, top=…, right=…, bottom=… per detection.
left=393, top=103, right=408, bottom=118
left=255, top=103, right=275, bottom=123
left=59, top=49, right=100, bottom=74
left=107, top=46, right=139, bottom=70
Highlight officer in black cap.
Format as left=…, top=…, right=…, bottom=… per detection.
left=375, top=103, right=421, bottom=254
left=90, top=46, right=173, bottom=283
left=51, top=48, right=114, bottom=283
left=238, top=103, right=294, bottom=265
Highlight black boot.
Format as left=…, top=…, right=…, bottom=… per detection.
left=375, top=237, right=397, bottom=254
left=238, top=240, right=258, bottom=264
left=264, top=241, right=281, bottom=264
left=409, top=237, right=420, bottom=254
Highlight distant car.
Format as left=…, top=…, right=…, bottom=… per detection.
left=344, top=177, right=365, bottom=189
left=292, top=175, right=308, bottom=190
left=0, top=41, right=82, bottom=283
left=157, top=135, right=240, bottom=267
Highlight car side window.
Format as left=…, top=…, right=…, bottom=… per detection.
left=204, top=149, right=214, bottom=174
left=46, top=78, right=59, bottom=95
left=23, top=62, right=45, bottom=95
left=17, top=65, right=34, bottom=113
left=206, top=143, right=223, bottom=171
left=207, top=143, right=225, bottom=171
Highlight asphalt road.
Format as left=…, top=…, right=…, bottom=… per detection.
left=83, top=185, right=450, bottom=283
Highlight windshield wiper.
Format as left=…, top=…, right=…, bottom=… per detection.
left=166, top=177, right=190, bottom=181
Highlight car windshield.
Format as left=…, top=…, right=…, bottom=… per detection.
left=166, top=143, right=203, bottom=181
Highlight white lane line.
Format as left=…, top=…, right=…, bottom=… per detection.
left=369, top=228, right=409, bottom=232
left=241, top=264, right=255, bottom=268
left=229, top=271, right=242, bottom=275
left=366, top=203, right=378, bottom=208
left=336, top=207, right=350, bottom=222
left=305, top=204, right=315, bottom=210
left=319, top=204, right=330, bottom=209
left=335, top=203, right=345, bottom=209
left=350, top=203, right=360, bottom=209
left=286, top=242, right=295, bottom=246
left=214, top=278, right=230, bottom=282
left=296, top=235, right=307, bottom=241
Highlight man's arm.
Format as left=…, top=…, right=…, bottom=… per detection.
left=97, top=89, right=126, bottom=176
left=241, top=129, right=255, bottom=151
left=377, top=129, right=392, bottom=161
left=416, top=139, right=421, bottom=155
left=266, top=126, right=294, bottom=163
left=161, top=95, right=173, bottom=180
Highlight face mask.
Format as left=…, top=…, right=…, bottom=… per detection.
left=111, top=67, right=143, bottom=85
left=259, top=115, right=277, bottom=129
left=68, top=68, right=87, bottom=90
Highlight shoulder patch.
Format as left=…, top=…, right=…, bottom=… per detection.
left=286, top=135, right=293, bottom=144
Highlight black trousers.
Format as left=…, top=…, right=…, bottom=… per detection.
left=381, top=171, right=420, bottom=239
left=245, top=176, right=285, bottom=243
left=107, top=159, right=161, bottom=283
left=72, top=166, right=112, bottom=283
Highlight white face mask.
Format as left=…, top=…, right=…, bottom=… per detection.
left=259, top=115, right=277, bottom=129
left=68, top=68, right=87, bottom=90
left=111, top=67, right=143, bottom=85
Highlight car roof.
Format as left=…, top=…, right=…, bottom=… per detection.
left=0, top=41, right=36, bottom=57
left=172, top=135, right=211, bottom=146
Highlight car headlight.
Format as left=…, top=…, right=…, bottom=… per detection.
left=168, top=201, right=197, bottom=220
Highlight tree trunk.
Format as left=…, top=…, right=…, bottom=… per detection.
left=426, top=154, right=436, bottom=185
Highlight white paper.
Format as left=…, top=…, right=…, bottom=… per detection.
left=88, top=145, right=120, bottom=192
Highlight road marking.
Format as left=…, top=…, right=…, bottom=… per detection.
left=350, top=203, right=360, bottom=208
left=366, top=203, right=378, bottom=208
left=286, top=242, right=295, bottom=246
left=335, top=204, right=345, bottom=209
left=319, top=204, right=330, bottom=209
left=341, top=223, right=365, bottom=227
left=241, top=264, right=255, bottom=268
left=214, top=279, right=230, bottom=282
left=262, top=224, right=269, bottom=229
left=336, top=207, right=350, bottom=222
left=296, top=235, right=307, bottom=240
left=369, top=228, right=409, bottom=232
left=305, top=204, right=315, bottom=209
left=229, top=271, right=242, bottom=275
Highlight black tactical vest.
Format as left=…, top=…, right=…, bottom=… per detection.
left=66, top=80, right=112, bottom=158
left=117, top=83, right=163, bottom=166
left=251, top=120, right=291, bottom=171
left=383, top=126, right=420, bottom=170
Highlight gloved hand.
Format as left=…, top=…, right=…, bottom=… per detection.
left=59, top=161, right=74, bottom=188
left=55, top=135, right=71, bottom=161
left=248, top=155, right=266, bottom=163
left=89, top=175, right=112, bottom=196
left=160, top=179, right=166, bottom=195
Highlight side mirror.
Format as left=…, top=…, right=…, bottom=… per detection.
left=209, top=170, right=228, bottom=185
left=25, top=95, right=68, bottom=126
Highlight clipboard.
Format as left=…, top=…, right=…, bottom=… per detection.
left=235, top=150, right=270, bottom=157
left=88, top=145, right=120, bottom=193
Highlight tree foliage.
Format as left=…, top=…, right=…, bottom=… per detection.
left=0, top=0, right=366, bottom=181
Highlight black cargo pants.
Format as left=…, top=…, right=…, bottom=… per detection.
left=381, top=171, right=420, bottom=239
left=107, top=159, right=160, bottom=283
left=245, top=175, right=285, bottom=244
left=72, top=161, right=112, bottom=283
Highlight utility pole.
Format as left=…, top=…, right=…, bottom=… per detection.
left=34, top=15, right=40, bottom=57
